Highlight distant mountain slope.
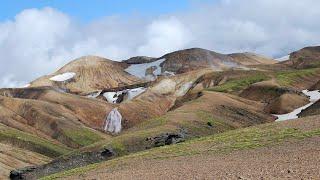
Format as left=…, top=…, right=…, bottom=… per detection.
left=123, top=48, right=277, bottom=79
left=30, top=56, right=142, bottom=94
left=228, top=52, right=277, bottom=65
left=160, top=48, right=277, bottom=73
left=282, top=46, right=320, bottom=69
left=159, top=48, right=240, bottom=73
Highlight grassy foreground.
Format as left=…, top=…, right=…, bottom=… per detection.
left=42, top=117, right=320, bottom=179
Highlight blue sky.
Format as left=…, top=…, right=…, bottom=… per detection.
left=0, top=0, right=196, bottom=21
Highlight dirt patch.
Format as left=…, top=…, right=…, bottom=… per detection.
left=265, top=93, right=309, bottom=114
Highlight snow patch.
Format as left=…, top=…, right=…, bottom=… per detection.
left=103, top=92, right=119, bottom=103
left=49, top=72, right=76, bottom=82
left=274, top=90, right=320, bottom=121
left=103, top=87, right=146, bottom=103
left=104, top=108, right=122, bottom=134
left=276, top=55, right=289, bottom=61
left=125, top=58, right=166, bottom=79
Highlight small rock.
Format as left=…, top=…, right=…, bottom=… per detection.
left=10, top=166, right=36, bottom=180
left=100, top=148, right=115, bottom=158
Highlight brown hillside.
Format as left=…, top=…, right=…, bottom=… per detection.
left=228, top=52, right=277, bottom=65
left=30, top=56, right=142, bottom=94
left=282, top=46, right=320, bottom=69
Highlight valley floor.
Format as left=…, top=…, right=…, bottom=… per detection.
left=43, top=116, right=320, bottom=180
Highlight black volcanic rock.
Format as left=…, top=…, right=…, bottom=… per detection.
left=123, top=56, right=157, bottom=64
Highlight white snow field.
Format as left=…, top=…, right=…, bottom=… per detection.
left=275, top=90, right=320, bottom=121
left=103, top=87, right=146, bottom=103
left=49, top=72, right=76, bottom=82
left=125, top=58, right=166, bottom=79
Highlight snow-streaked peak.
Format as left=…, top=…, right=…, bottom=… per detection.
left=50, top=72, right=76, bottom=82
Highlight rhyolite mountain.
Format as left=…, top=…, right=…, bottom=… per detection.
left=1, top=46, right=320, bottom=179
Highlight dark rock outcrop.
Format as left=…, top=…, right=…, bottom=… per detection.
left=10, top=148, right=115, bottom=180
left=123, top=56, right=157, bottom=64
left=148, top=130, right=187, bottom=147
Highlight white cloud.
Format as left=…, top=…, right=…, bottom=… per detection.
left=1, top=0, right=320, bottom=87
left=137, top=17, right=192, bottom=56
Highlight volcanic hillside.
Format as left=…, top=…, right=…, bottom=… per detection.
left=282, top=46, right=320, bottom=69
left=123, top=48, right=277, bottom=80
left=30, top=56, right=142, bottom=94
left=2, top=46, right=320, bottom=179
left=228, top=52, right=277, bottom=65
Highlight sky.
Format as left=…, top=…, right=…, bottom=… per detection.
left=0, top=0, right=320, bottom=87
left=0, top=0, right=193, bottom=21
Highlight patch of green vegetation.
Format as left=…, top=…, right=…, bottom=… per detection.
left=135, top=116, right=169, bottom=130
left=207, top=73, right=269, bottom=93
left=178, top=111, right=234, bottom=136
left=42, top=122, right=320, bottom=179
left=196, top=111, right=234, bottom=131
left=0, top=125, right=71, bottom=158
left=276, top=68, right=318, bottom=86
left=64, top=128, right=103, bottom=147
left=108, top=141, right=126, bottom=155
left=75, top=111, right=237, bottom=160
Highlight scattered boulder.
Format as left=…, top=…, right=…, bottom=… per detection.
left=10, top=166, right=36, bottom=180
left=147, top=130, right=187, bottom=147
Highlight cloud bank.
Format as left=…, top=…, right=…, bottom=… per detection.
left=1, top=0, right=320, bottom=87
